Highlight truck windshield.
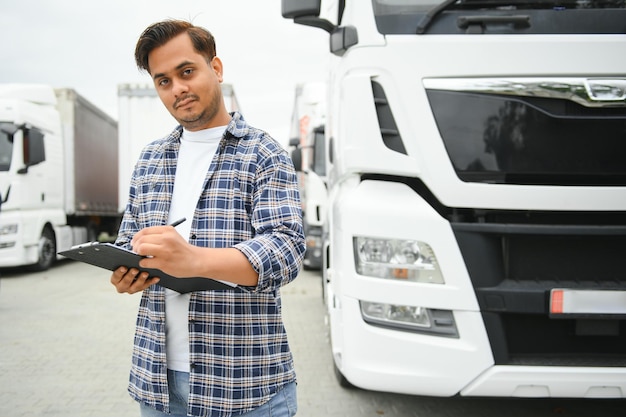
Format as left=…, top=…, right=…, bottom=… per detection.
left=0, top=123, right=14, bottom=171
left=372, top=0, right=626, bottom=34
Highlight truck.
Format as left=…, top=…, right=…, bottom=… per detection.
left=288, top=82, right=328, bottom=270
left=117, top=83, right=240, bottom=213
left=0, top=84, right=120, bottom=271
left=282, top=0, right=626, bottom=399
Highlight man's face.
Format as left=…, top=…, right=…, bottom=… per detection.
left=148, top=33, right=229, bottom=131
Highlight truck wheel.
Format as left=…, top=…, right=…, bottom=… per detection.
left=87, top=222, right=98, bottom=242
left=29, top=227, right=56, bottom=272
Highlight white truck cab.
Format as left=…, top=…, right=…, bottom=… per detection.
left=283, top=0, right=626, bottom=398
left=289, top=82, right=328, bottom=270
left=0, top=84, right=119, bottom=271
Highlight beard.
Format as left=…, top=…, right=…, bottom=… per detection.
left=172, top=87, right=224, bottom=131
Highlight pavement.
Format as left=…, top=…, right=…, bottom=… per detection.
left=1, top=260, right=624, bottom=417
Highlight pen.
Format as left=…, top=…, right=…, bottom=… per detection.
left=169, top=217, right=186, bottom=228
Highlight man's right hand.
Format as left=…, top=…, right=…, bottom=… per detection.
left=110, top=266, right=160, bottom=294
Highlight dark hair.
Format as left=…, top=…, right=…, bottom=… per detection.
left=134, top=19, right=217, bottom=73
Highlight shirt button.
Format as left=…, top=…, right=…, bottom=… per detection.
left=191, top=234, right=197, bottom=239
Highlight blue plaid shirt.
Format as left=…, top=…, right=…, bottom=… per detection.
left=116, top=112, right=305, bottom=417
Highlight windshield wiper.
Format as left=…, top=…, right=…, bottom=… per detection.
left=417, top=0, right=538, bottom=34
left=458, top=14, right=531, bottom=33
left=416, top=0, right=460, bottom=34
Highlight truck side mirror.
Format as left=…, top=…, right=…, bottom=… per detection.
left=291, top=147, right=303, bottom=172
left=330, top=26, right=359, bottom=56
left=18, top=128, right=45, bottom=174
left=281, top=0, right=321, bottom=19
left=282, top=0, right=335, bottom=33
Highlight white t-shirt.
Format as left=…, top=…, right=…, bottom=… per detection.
left=165, top=125, right=225, bottom=372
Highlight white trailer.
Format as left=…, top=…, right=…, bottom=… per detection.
left=0, top=84, right=120, bottom=270
left=288, top=82, right=327, bottom=270
left=283, top=0, right=626, bottom=399
left=117, top=83, right=240, bottom=213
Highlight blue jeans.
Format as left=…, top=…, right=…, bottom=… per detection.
left=140, top=369, right=298, bottom=417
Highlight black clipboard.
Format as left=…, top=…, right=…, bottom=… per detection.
left=59, top=242, right=236, bottom=294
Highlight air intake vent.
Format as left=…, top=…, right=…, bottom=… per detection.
left=371, top=80, right=407, bottom=154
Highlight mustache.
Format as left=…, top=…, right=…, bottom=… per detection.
left=174, top=94, right=199, bottom=109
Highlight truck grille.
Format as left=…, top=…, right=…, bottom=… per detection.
left=452, top=212, right=626, bottom=366
left=425, top=77, right=626, bottom=186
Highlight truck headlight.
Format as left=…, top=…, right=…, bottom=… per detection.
left=0, top=224, right=18, bottom=235
left=354, top=236, right=444, bottom=284
left=360, top=301, right=458, bottom=337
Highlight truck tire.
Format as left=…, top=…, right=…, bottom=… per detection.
left=29, top=227, right=56, bottom=272
left=87, top=222, right=98, bottom=243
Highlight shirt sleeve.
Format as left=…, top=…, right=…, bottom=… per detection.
left=235, top=145, right=306, bottom=293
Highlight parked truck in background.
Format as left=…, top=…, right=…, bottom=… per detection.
left=283, top=0, right=626, bottom=399
left=117, top=83, right=240, bottom=213
left=0, top=84, right=119, bottom=271
left=289, top=81, right=327, bottom=270
left=0, top=83, right=240, bottom=273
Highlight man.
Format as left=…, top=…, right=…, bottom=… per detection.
left=110, top=19, right=305, bottom=417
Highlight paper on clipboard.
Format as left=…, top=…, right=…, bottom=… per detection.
left=58, top=242, right=236, bottom=294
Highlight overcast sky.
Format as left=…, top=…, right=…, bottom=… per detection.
left=0, top=0, right=329, bottom=143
